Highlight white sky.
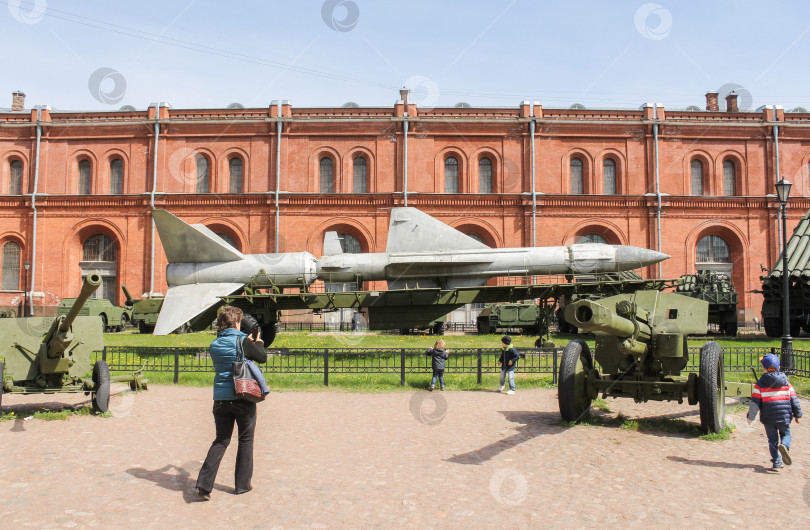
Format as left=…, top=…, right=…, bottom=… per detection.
left=1, top=0, right=809, bottom=112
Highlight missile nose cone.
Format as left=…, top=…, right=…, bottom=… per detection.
left=614, top=246, right=670, bottom=269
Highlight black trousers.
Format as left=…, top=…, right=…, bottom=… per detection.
left=196, top=400, right=256, bottom=493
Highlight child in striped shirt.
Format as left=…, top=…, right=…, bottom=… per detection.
left=747, top=353, right=802, bottom=470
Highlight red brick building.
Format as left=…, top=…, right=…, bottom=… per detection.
left=2, top=90, right=809, bottom=321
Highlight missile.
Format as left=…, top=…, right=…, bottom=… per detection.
left=151, top=207, right=669, bottom=335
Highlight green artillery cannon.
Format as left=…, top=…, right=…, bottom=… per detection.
left=558, top=290, right=739, bottom=433
left=0, top=273, right=145, bottom=414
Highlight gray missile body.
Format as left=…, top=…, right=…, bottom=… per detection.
left=152, top=208, right=668, bottom=335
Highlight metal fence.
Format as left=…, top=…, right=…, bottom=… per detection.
left=99, top=347, right=561, bottom=386
left=98, top=345, right=810, bottom=385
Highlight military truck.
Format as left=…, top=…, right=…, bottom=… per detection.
left=760, top=208, right=810, bottom=338
left=57, top=286, right=132, bottom=332
left=675, top=270, right=739, bottom=336
left=122, top=285, right=166, bottom=334
left=476, top=302, right=550, bottom=335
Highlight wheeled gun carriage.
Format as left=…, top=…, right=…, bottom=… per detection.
left=0, top=273, right=147, bottom=414
left=558, top=289, right=749, bottom=433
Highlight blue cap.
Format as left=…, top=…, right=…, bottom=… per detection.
left=760, top=354, right=780, bottom=371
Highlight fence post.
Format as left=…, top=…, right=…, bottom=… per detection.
left=400, top=349, right=406, bottom=386
left=173, top=349, right=180, bottom=384
left=477, top=349, right=482, bottom=385
left=552, top=348, right=558, bottom=385
left=102, top=346, right=107, bottom=362
left=324, top=349, right=329, bottom=386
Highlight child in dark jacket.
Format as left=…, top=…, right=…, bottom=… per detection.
left=747, top=353, right=802, bottom=470
left=426, top=339, right=450, bottom=391
left=497, top=335, right=520, bottom=394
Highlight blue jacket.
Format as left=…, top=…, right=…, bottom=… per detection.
left=747, top=371, right=803, bottom=425
left=210, top=328, right=268, bottom=401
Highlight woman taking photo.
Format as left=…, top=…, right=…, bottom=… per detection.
left=196, top=306, right=267, bottom=500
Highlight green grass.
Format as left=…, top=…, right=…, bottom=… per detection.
left=0, top=405, right=101, bottom=422
left=118, top=369, right=556, bottom=392
left=561, top=405, right=741, bottom=440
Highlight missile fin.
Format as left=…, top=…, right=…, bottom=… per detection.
left=152, top=209, right=244, bottom=264
left=323, top=231, right=343, bottom=256
left=386, top=208, right=489, bottom=253
left=154, top=282, right=244, bottom=335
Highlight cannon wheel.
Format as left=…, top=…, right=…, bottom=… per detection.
left=118, top=314, right=129, bottom=332
left=91, top=360, right=111, bottom=414
left=558, top=340, right=593, bottom=422
left=698, top=341, right=724, bottom=433
left=260, top=322, right=277, bottom=346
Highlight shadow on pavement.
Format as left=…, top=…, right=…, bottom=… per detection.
left=446, top=411, right=564, bottom=465
left=666, top=455, right=771, bottom=473
left=127, top=462, right=220, bottom=503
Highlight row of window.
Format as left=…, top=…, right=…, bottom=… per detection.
left=0, top=154, right=778, bottom=197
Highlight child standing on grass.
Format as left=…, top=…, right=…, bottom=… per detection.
left=747, top=353, right=802, bottom=470
left=497, top=335, right=520, bottom=395
left=426, top=339, right=449, bottom=391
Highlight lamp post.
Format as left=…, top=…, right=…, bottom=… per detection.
left=23, top=260, right=30, bottom=317
left=776, top=178, right=794, bottom=372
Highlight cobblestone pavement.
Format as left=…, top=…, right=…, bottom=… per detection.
left=1, top=385, right=808, bottom=528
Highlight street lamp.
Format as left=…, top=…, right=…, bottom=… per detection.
left=23, top=260, right=30, bottom=317
left=776, top=178, right=794, bottom=372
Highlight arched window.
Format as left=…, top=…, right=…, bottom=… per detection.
left=578, top=234, right=608, bottom=244
left=82, top=234, right=118, bottom=304
left=723, top=160, right=736, bottom=196
left=353, top=157, right=367, bottom=193
left=319, top=157, right=334, bottom=193
left=570, top=157, right=583, bottom=194
left=466, top=233, right=486, bottom=245
left=603, top=159, right=616, bottom=195
left=445, top=157, right=459, bottom=193
left=78, top=159, right=92, bottom=194
left=691, top=159, right=704, bottom=195
left=696, top=235, right=731, bottom=263
left=196, top=155, right=210, bottom=193
left=215, top=232, right=238, bottom=250
left=339, top=233, right=362, bottom=254
left=1, top=241, right=20, bottom=290
left=479, top=157, right=492, bottom=193
left=9, top=160, right=22, bottom=195
left=229, top=157, right=243, bottom=193
left=110, top=158, right=123, bottom=194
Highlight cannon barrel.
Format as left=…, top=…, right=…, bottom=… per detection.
left=121, top=284, right=134, bottom=304
left=60, top=273, right=103, bottom=333
left=565, top=300, right=652, bottom=353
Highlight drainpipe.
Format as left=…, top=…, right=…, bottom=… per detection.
left=149, top=103, right=161, bottom=298
left=275, top=101, right=282, bottom=252
left=530, top=102, right=537, bottom=247
left=653, top=103, right=663, bottom=278
left=29, top=106, right=43, bottom=316
left=403, top=119, right=409, bottom=207
left=774, top=124, right=782, bottom=253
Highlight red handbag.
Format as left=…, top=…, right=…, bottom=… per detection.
left=232, top=338, right=265, bottom=403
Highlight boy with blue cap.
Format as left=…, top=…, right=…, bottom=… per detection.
left=747, top=353, right=802, bottom=470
